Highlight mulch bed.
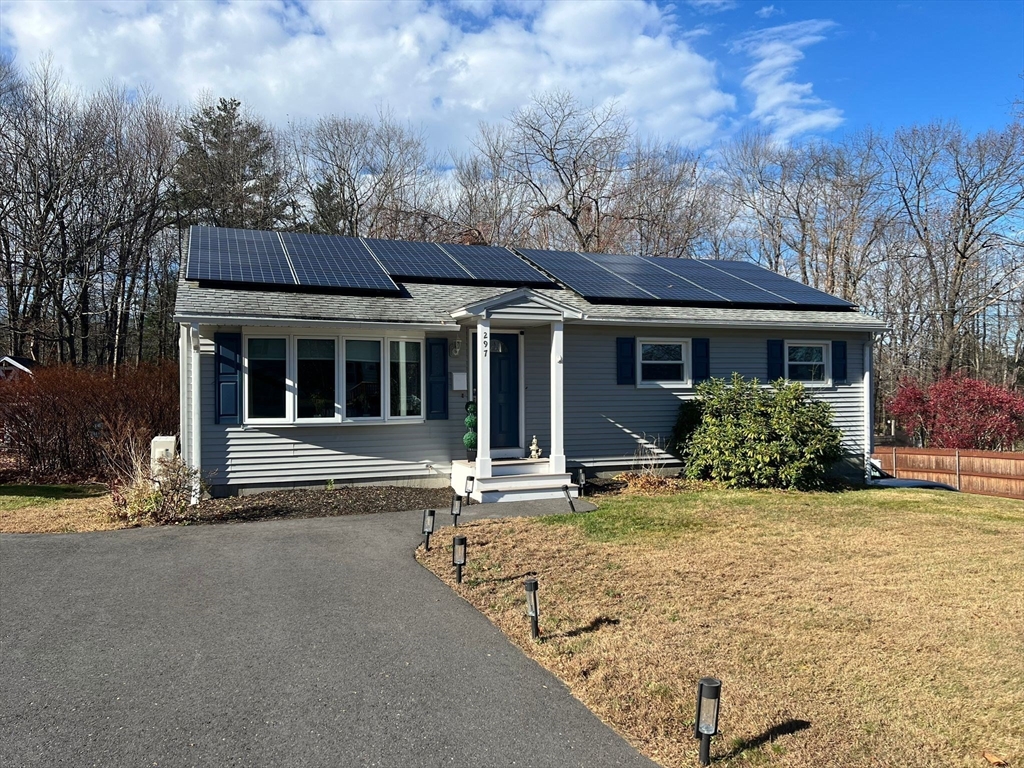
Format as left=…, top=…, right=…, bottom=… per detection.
left=193, top=485, right=455, bottom=524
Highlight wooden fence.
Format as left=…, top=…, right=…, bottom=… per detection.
left=871, top=447, right=1024, bottom=500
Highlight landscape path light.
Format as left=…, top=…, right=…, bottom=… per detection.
left=524, top=577, right=540, bottom=639
left=452, top=535, right=467, bottom=584
left=450, top=493, right=462, bottom=526
left=693, top=677, right=721, bottom=766
left=422, top=509, right=435, bottom=551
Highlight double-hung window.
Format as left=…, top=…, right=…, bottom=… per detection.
left=389, top=340, right=422, bottom=418
left=297, top=339, right=336, bottom=419
left=786, top=342, right=829, bottom=386
left=637, top=339, right=691, bottom=387
left=247, top=338, right=288, bottom=420
left=345, top=339, right=383, bottom=419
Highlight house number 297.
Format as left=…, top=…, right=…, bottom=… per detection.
left=481, top=329, right=489, bottom=358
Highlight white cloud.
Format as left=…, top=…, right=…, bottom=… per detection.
left=686, top=0, right=737, bottom=12
left=734, top=19, right=843, bottom=141
left=755, top=5, right=782, bottom=18
left=0, top=0, right=738, bottom=152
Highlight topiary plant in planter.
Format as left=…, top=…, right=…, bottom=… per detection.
left=464, top=401, right=478, bottom=461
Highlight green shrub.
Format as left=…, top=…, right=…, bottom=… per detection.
left=684, top=373, right=843, bottom=490
left=669, top=399, right=703, bottom=456
left=463, top=400, right=477, bottom=451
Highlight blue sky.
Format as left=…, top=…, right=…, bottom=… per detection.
left=1, top=0, right=1020, bottom=152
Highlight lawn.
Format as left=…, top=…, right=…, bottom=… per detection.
left=0, top=484, right=116, bottom=533
left=417, top=487, right=1024, bottom=768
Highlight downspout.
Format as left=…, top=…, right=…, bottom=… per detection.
left=863, top=334, right=873, bottom=484
left=191, top=323, right=202, bottom=504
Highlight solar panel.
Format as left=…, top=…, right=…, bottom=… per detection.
left=363, top=239, right=472, bottom=281
left=441, top=243, right=555, bottom=285
left=186, top=226, right=295, bottom=286
left=515, top=248, right=657, bottom=300
left=704, top=260, right=855, bottom=307
left=650, top=257, right=798, bottom=306
left=585, top=253, right=729, bottom=304
left=280, top=232, right=400, bottom=292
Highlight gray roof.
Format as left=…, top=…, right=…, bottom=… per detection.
left=174, top=281, right=886, bottom=331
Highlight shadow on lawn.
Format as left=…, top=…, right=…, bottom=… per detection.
left=722, top=719, right=812, bottom=759
left=547, top=615, right=621, bottom=639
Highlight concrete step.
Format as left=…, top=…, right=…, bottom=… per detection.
left=471, top=474, right=578, bottom=504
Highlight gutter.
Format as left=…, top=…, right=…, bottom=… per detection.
left=574, top=316, right=889, bottom=332
left=173, top=314, right=461, bottom=332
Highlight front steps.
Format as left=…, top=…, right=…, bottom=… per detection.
left=451, top=460, right=579, bottom=503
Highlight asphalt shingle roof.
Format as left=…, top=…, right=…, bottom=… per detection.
left=175, top=281, right=886, bottom=330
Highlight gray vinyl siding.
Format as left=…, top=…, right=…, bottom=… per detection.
left=562, top=325, right=869, bottom=469
left=193, top=320, right=872, bottom=490
left=198, top=325, right=467, bottom=491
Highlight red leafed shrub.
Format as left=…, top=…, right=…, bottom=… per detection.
left=0, top=363, right=179, bottom=483
left=888, top=375, right=1024, bottom=450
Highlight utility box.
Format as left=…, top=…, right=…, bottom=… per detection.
left=450, top=371, right=468, bottom=391
left=151, top=436, right=177, bottom=484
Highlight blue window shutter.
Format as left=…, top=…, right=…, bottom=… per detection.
left=832, top=340, right=848, bottom=384
left=425, top=338, right=448, bottom=420
left=692, top=338, right=710, bottom=382
left=767, top=339, right=785, bottom=381
left=215, top=332, right=242, bottom=424
left=616, top=337, right=635, bottom=385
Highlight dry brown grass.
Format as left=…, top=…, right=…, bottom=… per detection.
left=418, top=488, right=1024, bottom=768
left=0, top=485, right=119, bottom=533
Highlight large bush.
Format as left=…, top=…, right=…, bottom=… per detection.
left=683, top=373, right=844, bottom=490
left=888, top=375, right=1024, bottom=450
left=0, top=363, right=179, bottom=482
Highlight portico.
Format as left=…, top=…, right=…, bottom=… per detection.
left=449, top=289, right=583, bottom=502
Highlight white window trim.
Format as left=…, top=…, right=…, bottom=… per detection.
left=294, top=335, right=341, bottom=424
left=636, top=338, right=692, bottom=388
left=240, top=330, right=426, bottom=427
left=785, top=340, right=831, bottom=388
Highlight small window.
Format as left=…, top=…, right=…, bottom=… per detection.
left=248, top=338, right=287, bottom=419
left=389, top=340, right=422, bottom=418
left=787, top=343, right=828, bottom=384
left=297, top=339, right=336, bottom=419
left=638, top=339, right=689, bottom=385
left=345, top=339, right=382, bottom=418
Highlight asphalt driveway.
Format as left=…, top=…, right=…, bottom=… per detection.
left=0, top=503, right=656, bottom=768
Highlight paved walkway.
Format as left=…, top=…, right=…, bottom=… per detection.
left=0, top=501, right=656, bottom=768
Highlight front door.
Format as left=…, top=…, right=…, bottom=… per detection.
left=490, top=333, right=520, bottom=449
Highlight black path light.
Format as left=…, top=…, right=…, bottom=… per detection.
left=465, top=476, right=475, bottom=497
left=561, top=484, right=576, bottom=513
left=422, top=509, right=436, bottom=551
left=450, top=493, right=462, bottom=526
left=452, top=535, right=467, bottom=584
left=694, top=677, right=722, bottom=766
left=524, top=577, right=540, bottom=639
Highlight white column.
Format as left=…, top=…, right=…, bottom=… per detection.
left=549, top=320, right=565, bottom=475
left=475, top=318, right=492, bottom=479
left=190, top=323, right=203, bottom=505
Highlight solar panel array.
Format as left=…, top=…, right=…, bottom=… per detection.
left=185, top=227, right=295, bottom=286
left=185, top=226, right=856, bottom=310
left=516, top=247, right=855, bottom=309
left=281, top=232, right=400, bottom=292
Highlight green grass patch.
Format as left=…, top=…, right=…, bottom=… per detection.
left=0, top=484, right=107, bottom=512
left=539, top=493, right=707, bottom=542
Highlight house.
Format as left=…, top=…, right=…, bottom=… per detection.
left=174, top=226, right=885, bottom=502
left=0, top=356, right=37, bottom=380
